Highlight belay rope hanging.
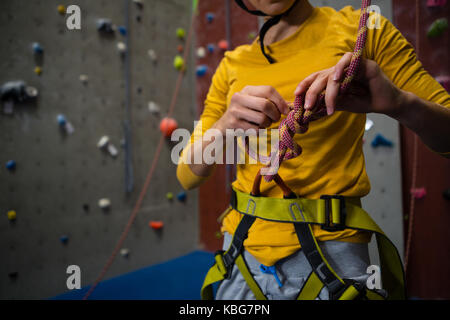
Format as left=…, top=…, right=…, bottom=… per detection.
left=201, top=0, right=406, bottom=300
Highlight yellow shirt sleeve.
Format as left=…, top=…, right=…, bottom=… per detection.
left=367, top=15, right=450, bottom=156
left=176, top=58, right=230, bottom=189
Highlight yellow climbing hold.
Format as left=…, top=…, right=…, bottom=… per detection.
left=34, top=66, right=42, bottom=75
left=7, top=210, right=16, bottom=221
left=173, top=55, right=184, bottom=71
left=57, top=5, right=66, bottom=15
left=166, top=192, right=174, bottom=200
left=176, top=28, right=186, bottom=39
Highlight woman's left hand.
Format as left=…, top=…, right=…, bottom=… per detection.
left=294, top=52, right=405, bottom=117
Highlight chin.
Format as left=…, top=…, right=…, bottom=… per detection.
left=248, top=0, right=297, bottom=16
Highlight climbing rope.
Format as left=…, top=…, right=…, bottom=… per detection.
left=254, top=0, right=371, bottom=183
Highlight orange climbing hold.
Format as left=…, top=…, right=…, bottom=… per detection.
left=159, top=117, right=178, bottom=137
left=149, top=221, right=164, bottom=230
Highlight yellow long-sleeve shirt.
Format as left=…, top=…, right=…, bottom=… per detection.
left=177, top=6, right=450, bottom=266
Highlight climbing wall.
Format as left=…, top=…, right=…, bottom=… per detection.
left=0, top=0, right=198, bottom=299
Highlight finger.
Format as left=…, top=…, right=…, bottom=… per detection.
left=325, top=70, right=340, bottom=115
left=241, top=85, right=289, bottom=115
left=232, top=104, right=272, bottom=128
left=304, top=74, right=328, bottom=110
left=235, top=92, right=281, bottom=122
left=236, top=119, right=259, bottom=132
left=294, top=72, right=320, bottom=96
left=334, top=52, right=353, bottom=81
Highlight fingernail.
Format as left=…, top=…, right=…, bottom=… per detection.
left=333, top=72, right=339, bottom=81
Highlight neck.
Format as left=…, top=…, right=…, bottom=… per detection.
left=264, top=0, right=314, bottom=45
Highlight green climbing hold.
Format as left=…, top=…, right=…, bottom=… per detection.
left=176, top=28, right=186, bottom=39
left=173, top=55, right=184, bottom=71
left=427, top=18, right=448, bottom=38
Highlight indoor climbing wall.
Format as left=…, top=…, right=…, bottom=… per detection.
left=0, top=0, right=198, bottom=299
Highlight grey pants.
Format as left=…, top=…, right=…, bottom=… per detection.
left=216, top=232, right=371, bottom=300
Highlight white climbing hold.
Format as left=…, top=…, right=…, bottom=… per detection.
left=196, top=47, right=206, bottom=58
left=148, top=101, right=160, bottom=114
left=97, top=135, right=110, bottom=149
left=79, top=74, right=89, bottom=83
left=148, top=49, right=157, bottom=62
left=120, top=248, right=130, bottom=257
left=107, top=143, right=119, bottom=157
left=98, top=198, right=111, bottom=209
left=117, top=42, right=127, bottom=53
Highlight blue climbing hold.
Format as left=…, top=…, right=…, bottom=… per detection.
left=371, top=133, right=393, bottom=148
left=177, top=191, right=187, bottom=202
left=260, top=264, right=283, bottom=288
left=32, top=42, right=44, bottom=54
left=196, top=65, right=208, bottom=77
left=60, top=235, right=69, bottom=244
left=206, top=12, right=215, bottom=23
left=57, top=114, right=67, bottom=127
left=6, top=160, right=16, bottom=171
left=207, top=44, right=215, bottom=53
left=118, top=26, right=127, bottom=36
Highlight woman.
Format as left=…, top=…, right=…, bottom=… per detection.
left=177, top=0, right=450, bottom=300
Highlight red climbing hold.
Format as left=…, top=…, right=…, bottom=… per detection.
left=218, top=40, right=229, bottom=51
left=149, top=221, right=164, bottom=230
left=159, top=117, right=178, bottom=137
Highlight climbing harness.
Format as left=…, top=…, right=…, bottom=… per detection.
left=202, top=0, right=406, bottom=300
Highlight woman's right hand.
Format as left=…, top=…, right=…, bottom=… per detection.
left=213, top=85, right=290, bottom=135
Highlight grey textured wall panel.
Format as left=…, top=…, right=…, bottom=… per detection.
left=0, top=0, right=198, bottom=299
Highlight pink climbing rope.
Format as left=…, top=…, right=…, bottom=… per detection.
left=257, top=0, right=372, bottom=182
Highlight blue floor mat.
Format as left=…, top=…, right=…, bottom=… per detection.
left=52, top=250, right=214, bottom=300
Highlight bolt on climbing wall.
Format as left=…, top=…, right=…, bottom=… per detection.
left=0, top=0, right=198, bottom=299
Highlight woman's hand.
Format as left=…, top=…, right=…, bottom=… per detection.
left=213, top=85, right=290, bottom=135
left=294, top=52, right=406, bottom=117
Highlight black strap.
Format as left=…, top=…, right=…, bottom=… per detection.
left=234, top=0, right=266, bottom=16
left=294, top=223, right=347, bottom=299
left=222, top=215, right=256, bottom=276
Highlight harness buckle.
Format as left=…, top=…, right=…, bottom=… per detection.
left=320, top=195, right=347, bottom=231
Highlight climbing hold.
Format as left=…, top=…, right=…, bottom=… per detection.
left=427, top=0, right=447, bottom=8
left=218, top=40, right=229, bottom=51
left=148, top=49, right=157, bottom=62
left=118, top=26, right=127, bottom=36
left=196, top=65, right=208, bottom=77
left=159, top=117, right=178, bottom=137
left=34, top=66, right=42, bottom=76
left=427, top=18, right=448, bottom=38
left=371, top=134, right=393, bottom=148
left=166, top=192, right=174, bottom=201
left=107, top=144, right=119, bottom=157
left=97, top=19, right=115, bottom=33
left=8, top=272, right=18, bottom=279
left=98, top=198, right=111, bottom=210
left=411, top=187, right=427, bottom=199
left=215, top=231, right=223, bottom=239
left=57, top=114, right=67, bottom=127
left=148, top=101, right=160, bottom=114
left=117, top=42, right=127, bottom=54
left=443, top=189, right=450, bottom=200
left=7, top=210, right=16, bottom=221
left=196, top=47, right=206, bottom=58
left=176, top=28, right=186, bottom=39
left=149, top=221, right=164, bottom=230
left=57, top=5, right=66, bottom=15
left=177, top=191, right=187, bottom=202
left=0, top=81, right=39, bottom=102
left=97, top=135, right=110, bottom=149
left=207, top=43, right=215, bottom=53
left=82, top=204, right=89, bottom=212
left=173, top=55, right=184, bottom=71
left=206, top=12, right=215, bottom=23
left=79, top=74, right=89, bottom=84
left=6, top=160, right=16, bottom=171
left=32, top=42, right=44, bottom=55
left=365, top=118, right=374, bottom=131
left=248, top=31, right=257, bottom=40
left=60, top=235, right=69, bottom=244
left=120, top=248, right=130, bottom=257
left=57, top=114, right=74, bottom=134
left=177, top=44, right=184, bottom=53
